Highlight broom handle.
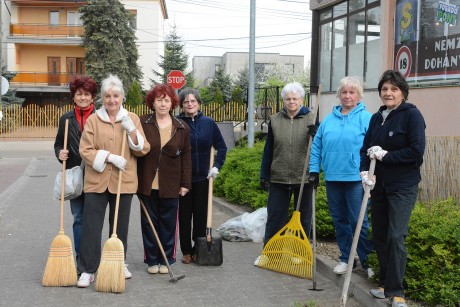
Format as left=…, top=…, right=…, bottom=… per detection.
left=206, top=147, right=215, bottom=242
left=112, top=133, right=127, bottom=238
left=295, top=84, right=322, bottom=212
left=340, top=158, right=376, bottom=307
left=59, top=119, right=69, bottom=233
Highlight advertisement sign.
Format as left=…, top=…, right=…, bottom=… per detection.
left=394, top=0, right=460, bottom=82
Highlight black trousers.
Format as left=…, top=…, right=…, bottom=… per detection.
left=78, top=191, right=132, bottom=274
left=140, top=190, right=179, bottom=266
left=179, top=180, right=209, bottom=256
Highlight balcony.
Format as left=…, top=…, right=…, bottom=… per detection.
left=10, top=72, right=76, bottom=87
left=10, top=23, right=84, bottom=37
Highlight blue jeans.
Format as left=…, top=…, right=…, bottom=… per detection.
left=69, top=193, right=84, bottom=258
left=264, top=183, right=313, bottom=245
left=325, top=181, right=374, bottom=267
left=371, top=184, right=418, bottom=299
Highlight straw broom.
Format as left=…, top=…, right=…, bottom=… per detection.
left=95, top=134, right=127, bottom=293
left=42, top=119, right=78, bottom=287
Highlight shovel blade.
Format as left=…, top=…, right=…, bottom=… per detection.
left=195, top=236, right=223, bottom=266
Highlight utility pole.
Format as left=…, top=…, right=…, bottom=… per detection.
left=247, top=0, right=255, bottom=148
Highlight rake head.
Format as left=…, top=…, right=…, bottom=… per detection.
left=259, top=212, right=313, bottom=279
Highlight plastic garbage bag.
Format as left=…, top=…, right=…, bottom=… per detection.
left=217, top=207, right=267, bottom=243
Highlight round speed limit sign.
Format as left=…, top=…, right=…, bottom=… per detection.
left=395, top=46, right=412, bottom=78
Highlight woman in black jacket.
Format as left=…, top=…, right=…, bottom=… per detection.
left=54, top=75, right=97, bottom=261
left=360, top=70, right=425, bottom=307
left=177, top=88, right=227, bottom=264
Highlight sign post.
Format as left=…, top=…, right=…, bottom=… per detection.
left=167, top=70, right=187, bottom=90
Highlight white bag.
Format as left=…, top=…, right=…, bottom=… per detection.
left=217, top=207, right=267, bottom=243
left=53, top=164, right=84, bottom=201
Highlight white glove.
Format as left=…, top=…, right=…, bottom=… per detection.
left=367, top=145, right=388, bottom=161
left=108, top=154, right=127, bottom=171
left=207, top=167, right=219, bottom=179
left=121, top=116, right=136, bottom=134
left=360, top=171, right=376, bottom=190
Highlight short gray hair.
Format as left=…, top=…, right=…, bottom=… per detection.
left=100, top=74, right=125, bottom=98
left=336, top=76, right=364, bottom=99
left=281, top=82, right=305, bottom=100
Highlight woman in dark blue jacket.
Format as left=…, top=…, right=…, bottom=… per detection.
left=360, top=70, right=425, bottom=307
left=177, top=88, right=227, bottom=264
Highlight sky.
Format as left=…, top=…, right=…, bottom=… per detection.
left=163, top=0, right=312, bottom=68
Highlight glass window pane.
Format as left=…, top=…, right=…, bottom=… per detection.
left=366, top=6, right=381, bottom=88
left=332, top=17, right=347, bottom=90
left=333, top=2, right=348, bottom=18
left=348, top=12, right=365, bottom=77
left=320, top=22, right=332, bottom=91
left=50, top=11, right=59, bottom=25
left=349, top=0, right=365, bottom=12
left=320, top=9, right=332, bottom=21
left=421, top=0, right=445, bottom=40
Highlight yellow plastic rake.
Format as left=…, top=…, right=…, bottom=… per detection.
left=259, top=85, right=322, bottom=279
left=259, top=211, right=313, bottom=278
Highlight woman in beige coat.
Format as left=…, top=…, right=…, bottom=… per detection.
left=77, top=75, right=150, bottom=288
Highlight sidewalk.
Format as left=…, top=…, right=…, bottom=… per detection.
left=0, top=141, right=384, bottom=307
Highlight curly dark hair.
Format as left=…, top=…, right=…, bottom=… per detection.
left=69, top=75, right=98, bottom=99
left=145, top=84, right=179, bottom=111
left=378, top=70, right=409, bottom=100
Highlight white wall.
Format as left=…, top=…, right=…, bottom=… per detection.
left=122, top=0, right=166, bottom=89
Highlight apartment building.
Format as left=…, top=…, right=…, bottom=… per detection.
left=193, top=52, right=304, bottom=87
left=1, top=0, right=167, bottom=106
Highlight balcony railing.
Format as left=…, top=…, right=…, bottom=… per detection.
left=10, top=23, right=84, bottom=37
left=10, top=72, right=78, bottom=86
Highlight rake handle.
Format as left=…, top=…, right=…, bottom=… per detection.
left=140, top=199, right=179, bottom=280
left=206, top=147, right=215, bottom=242
left=112, top=133, right=127, bottom=238
left=340, top=158, right=376, bottom=306
left=296, top=84, right=322, bottom=212
left=59, top=119, right=69, bottom=233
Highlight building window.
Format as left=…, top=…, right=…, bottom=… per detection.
left=394, top=0, right=460, bottom=83
left=318, top=1, right=381, bottom=91
left=50, top=11, right=59, bottom=26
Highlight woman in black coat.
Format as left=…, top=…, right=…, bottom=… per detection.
left=54, top=75, right=97, bottom=261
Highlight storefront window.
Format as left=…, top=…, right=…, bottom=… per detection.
left=395, top=0, right=460, bottom=82
left=318, top=1, right=381, bottom=91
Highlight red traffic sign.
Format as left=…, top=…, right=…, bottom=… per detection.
left=167, top=70, right=186, bottom=90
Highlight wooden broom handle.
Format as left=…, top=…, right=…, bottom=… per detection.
left=59, top=119, right=69, bottom=233
left=295, top=84, right=322, bottom=212
left=112, top=133, right=127, bottom=238
left=206, top=147, right=215, bottom=242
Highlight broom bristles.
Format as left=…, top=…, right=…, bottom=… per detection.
left=260, top=212, right=313, bottom=279
left=42, top=234, right=77, bottom=287
left=95, top=236, right=125, bottom=293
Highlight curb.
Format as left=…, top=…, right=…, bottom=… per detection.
left=212, top=196, right=387, bottom=307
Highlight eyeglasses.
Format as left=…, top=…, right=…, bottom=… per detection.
left=284, top=97, right=301, bottom=102
left=183, top=99, right=198, bottom=105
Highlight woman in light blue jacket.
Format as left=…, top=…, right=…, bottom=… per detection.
left=308, top=76, right=374, bottom=278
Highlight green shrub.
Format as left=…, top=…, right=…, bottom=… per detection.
left=405, top=198, right=460, bottom=306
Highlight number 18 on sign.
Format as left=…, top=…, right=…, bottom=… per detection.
left=167, top=70, right=187, bottom=90
left=395, top=46, right=412, bottom=78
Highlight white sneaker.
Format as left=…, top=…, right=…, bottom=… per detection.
left=333, top=262, right=348, bottom=274
left=370, top=287, right=385, bottom=299
left=77, top=272, right=95, bottom=288
left=254, top=255, right=269, bottom=267
left=159, top=265, right=169, bottom=274
left=367, top=267, right=375, bottom=279
left=147, top=265, right=159, bottom=274
left=124, top=263, right=132, bottom=279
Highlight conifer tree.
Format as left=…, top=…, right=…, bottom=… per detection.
left=152, top=28, right=194, bottom=86
left=210, top=67, right=232, bottom=103
left=80, top=0, right=142, bottom=91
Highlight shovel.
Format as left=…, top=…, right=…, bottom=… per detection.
left=195, top=147, right=223, bottom=266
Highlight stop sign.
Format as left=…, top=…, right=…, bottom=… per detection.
left=167, top=70, right=187, bottom=90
